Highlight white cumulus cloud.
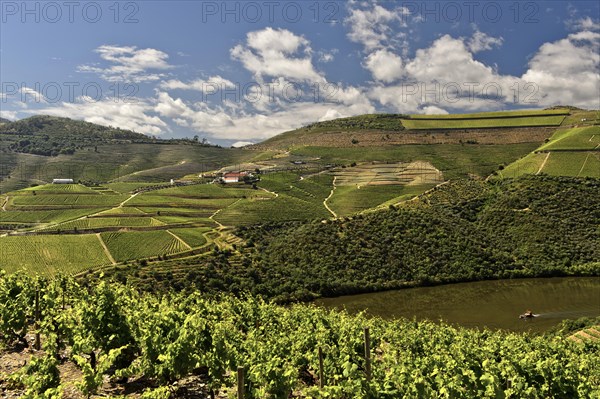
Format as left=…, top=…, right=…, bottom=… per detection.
left=522, top=30, right=600, bottom=108
left=78, top=45, right=173, bottom=83
left=160, top=76, right=236, bottom=92
left=468, top=29, right=504, bottom=53
left=364, top=49, right=404, bottom=83
left=230, top=28, right=324, bottom=83
left=345, top=3, right=409, bottom=51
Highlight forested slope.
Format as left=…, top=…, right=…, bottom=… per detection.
left=110, top=176, right=599, bottom=301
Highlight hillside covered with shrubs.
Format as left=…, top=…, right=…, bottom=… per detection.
left=109, top=176, right=599, bottom=301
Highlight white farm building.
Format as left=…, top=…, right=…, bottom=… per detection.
left=52, top=179, right=74, bottom=184
left=222, top=172, right=248, bottom=184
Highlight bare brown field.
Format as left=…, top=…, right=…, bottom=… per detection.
left=252, top=127, right=556, bottom=150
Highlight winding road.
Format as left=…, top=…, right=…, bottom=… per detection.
left=536, top=153, right=551, bottom=175
left=323, top=176, right=337, bottom=218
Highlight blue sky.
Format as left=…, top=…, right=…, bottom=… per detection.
left=1, top=1, right=599, bottom=145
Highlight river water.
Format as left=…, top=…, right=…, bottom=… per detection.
left=315, top=277, right=600, bottom=333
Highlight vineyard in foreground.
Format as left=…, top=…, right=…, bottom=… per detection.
left=0, top=273, right=598, bottom=399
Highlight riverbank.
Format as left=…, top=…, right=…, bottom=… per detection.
left=315, top=277, right=600, bottom=333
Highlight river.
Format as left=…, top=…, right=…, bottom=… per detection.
left=315, top=277, right=600, bottom=333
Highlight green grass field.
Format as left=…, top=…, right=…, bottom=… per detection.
left=541, top=152, right=600, bottom=177
left=259, top=172, right=333, bottom=201
left=97, top=207, right=146, bottom=215
left=151, top=183, right=268, bottom=198
left=10, top=193, right=128, bottom=207
left=105, top=182, right=160, bottom=193
left=328, top=184, right=435, bottom=216
left=126, top=196, right=239, bottom=208
left=559, top=110, right=600, bottom=126
left=213, top=173, right=334, bottom=225
left=0, top=234, right=110, bottom=275
left=498, top=153, right=547, bottom=178
left=500, top=151, right=599, bottom=178
left=43, top=216, right=165, bottom=231
left=499, top=126, right=600, bottom=179
left=22, top=184, right=98, bottom=193
left=537, top=126, right=600, bottom=151
left=100, top=231, right=188, bottom=262
left=154, top=216, right=214, bottom=226
left=215, top=195, right=330, bottom=225
left=401, top=115, right=566, bottom=130
left=169, top=227, right=210, bottom=247
left=0, top=208, right=106, bottom=224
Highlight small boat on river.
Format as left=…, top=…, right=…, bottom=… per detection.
left=519, top=310, right=537, bottom=319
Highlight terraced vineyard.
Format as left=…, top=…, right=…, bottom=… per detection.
left=0, top=179, right=297, bottom=273
left=328, top=184, right=436, bottom=216
left=215, top=195, right=329, bottom=225
left=0, top=234, right=110, bottom=274
left=501, top=126, right=600, bottom=178
left=542, top=152, right=599, bottom=176
left=100, top=230, right=188, bottom=262
left=97, top=207, right=146, bottom=215
left=9, top=193, right=128, bottom=207
left=42, top=216, right=165, bottom=231
left=569, top=325, right=600, bottom=343
left=215, top=172, right=333, bottom=225
left=333, top=161, right=442, bottom=186
left=0, top=208, right=106, bottom=224
left=21, top=183, right=98, bottom=193
left=105, top=182, right=160, bottom=193
left=149, top=183, right=269, bottom=198
left=129, top=197, right=238, bottom=210
left=169, top=227, right=210, bottom=247
left=1, top=108, right=597, bottom=277
left=538, top=126, right=600, bottom=151
left=292, top=143, right=541, bottom=180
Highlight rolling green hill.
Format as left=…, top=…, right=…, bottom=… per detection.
left=100, top=175, right=599, bottom=301
left=401, top=114, right=566, bottom=130
left=537, top=126, right=600, bottom=151
left=500, top=126, right=600, bottom=179
left=253, top=108, right=569, bottom=150
left=1, top=109, right=598, bottom=277
left=0, top=115, right=150, bottom=156
left=0, top=103, right=597, bottom=399
left=0, top=140, right=249, bottom=193
left=0, top=115, right=248, bottom=192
